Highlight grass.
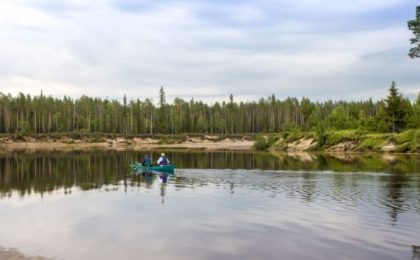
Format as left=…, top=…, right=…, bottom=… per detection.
left=282, top=131, right=315, bottom=142
left=394, top=130, right=420, bottom=153
left=357, top=133, right=390, bottom=151
left=322, top=130, right=361, bottom=147
left=359, top=136, right=386, bottom=151
left=267, top=129, right=420, bottom=153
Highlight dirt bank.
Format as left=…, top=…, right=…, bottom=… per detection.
left=0, top=135, right=254, bottom=151
left=287, top=138, right=317, bottom=152
left=0, top=247, right=48, bottom=260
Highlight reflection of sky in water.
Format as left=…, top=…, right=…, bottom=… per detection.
left=0, top=169, right=419, bottom=260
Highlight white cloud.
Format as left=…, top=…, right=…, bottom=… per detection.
left=0, top=0, right=419, bottom=102
left=281, top=0, right=412, bottom=13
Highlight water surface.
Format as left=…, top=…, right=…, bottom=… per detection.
left=0, top=150, right=419, bottom=259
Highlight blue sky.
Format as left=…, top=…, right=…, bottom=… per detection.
left=0, top=0, right=419, bottom=102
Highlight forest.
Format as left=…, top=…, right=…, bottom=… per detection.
left=0, top=82, right=419, bottom=136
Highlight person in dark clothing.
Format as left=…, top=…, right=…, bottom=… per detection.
left=142, top=154, right=152, bottom=167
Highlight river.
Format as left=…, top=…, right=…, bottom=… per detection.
left=0, top=150, right=419, bottom=259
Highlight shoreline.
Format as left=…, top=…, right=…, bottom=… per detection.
left=0, top=134, right=254, bottom=151
left=1, top=131, right=419, bottom=154
left=0, top=247, right=48, bottom=260
left=264, top=130, right=420, bottom=154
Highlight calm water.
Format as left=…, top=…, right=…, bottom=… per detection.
left=0, top=150, right=419, bottom=260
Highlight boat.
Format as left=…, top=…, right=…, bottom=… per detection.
left=130, top=163, right=175, bottom=174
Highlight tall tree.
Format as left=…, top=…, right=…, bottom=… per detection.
left=123, top=94, right=128, bottom=134
left=408, top=5, right=420, bottom=58
left=408, top=92, right=420, bottom=128
left=384, top=81, right=409, bottom=132
left=158, top=87, right=167, bottom=133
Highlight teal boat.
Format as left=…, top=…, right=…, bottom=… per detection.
left=130, top=163, right=175, bottom=174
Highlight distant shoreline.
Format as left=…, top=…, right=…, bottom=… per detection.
left=1, top=131, right=419, bottom=154
left=0, top=134, right=254, bottom=151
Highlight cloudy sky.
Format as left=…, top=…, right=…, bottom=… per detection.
left=0, top=0, right=419, bottom=102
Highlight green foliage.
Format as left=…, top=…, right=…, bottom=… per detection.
left=394, top=129, right=420, bottom=152
left=323, top=130, right=360, bottom=147
left=254, top=134, right=280, bottom=150
left=408, top=93, right=420, bottom=128
left=358, top=134, right=389, bottom=151
left=0, top=83, right=417, bottom=136
left=254, top=135, right=268, bottom=150
left=384, top=82, right=411, bottom=132
left=408, top=6, right=420, bottom=58
left=16, top=121, right=31, bottom=136
left=158, top=87, right=168, bottom=133
left=313, top=122, right=327, bottom=146
left=282, top=128, right=302, bottom=141
left=329, top=106, right=351, bottom=130
left=395, top=129, right=415, bottom=143
left=394, top=143, right=410, bottom=153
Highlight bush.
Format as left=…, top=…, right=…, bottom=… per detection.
left=254, top=134, right=279, bottom=150
left=314, top=124, right=327, bottom=146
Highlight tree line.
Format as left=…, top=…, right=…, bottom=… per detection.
left=0, top=84, right=419, bottom=135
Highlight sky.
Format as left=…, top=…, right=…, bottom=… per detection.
left=0, top=0, right=419, bottom=103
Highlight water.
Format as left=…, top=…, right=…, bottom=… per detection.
left=0, top=150, right=419, bottom=260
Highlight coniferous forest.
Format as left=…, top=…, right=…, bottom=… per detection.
left=0, top=83, right=419, bottom=136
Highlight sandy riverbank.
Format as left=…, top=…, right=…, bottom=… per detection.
left=0, top=135, right=254, bottom=151
left=0, top=247, right=48, bottom=260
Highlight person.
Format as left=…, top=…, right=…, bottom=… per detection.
left=142, top=154, right=152, bottom=167
left=157, top=153, right=170, bottom=165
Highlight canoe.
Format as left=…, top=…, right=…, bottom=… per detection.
left=130, top=163, right=175, bottom=174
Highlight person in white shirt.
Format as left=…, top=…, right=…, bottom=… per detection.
left=157, top=153, right=170, bottom=165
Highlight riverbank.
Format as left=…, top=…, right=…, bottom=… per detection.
left=0, top=247, right=48, bottom=260
left=264, top=129, right=420, bottom=153
left=1, top=130, right=419, bottom=153
left=0, top=134, right=254, bottom=150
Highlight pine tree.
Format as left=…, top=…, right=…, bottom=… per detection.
left=408, top=6, right=420, bottom=58
left=384, top=81, right=409, bottom=132
left=123, top=94, right=128, bottom=134
left=408, top=92, right=420, bottom=128
left=158, top=87, right=167, bottom=133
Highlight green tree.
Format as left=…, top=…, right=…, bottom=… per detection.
left=228, top=94, right=235, bottom=134
left=329, top=106, right=351, bottom=130
left=408, top=93, right=420, bottom=128
left=384, top=81, right=410, bottom=132
left=300, top=97, right=314, bottom=131
left=408, top=6, right=420, bottom=58
left=158, top=87, right=167, bottom=133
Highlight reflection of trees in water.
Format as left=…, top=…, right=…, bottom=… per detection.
left=300, top=172, right=317, bottom=202
left=413, top=246, right=420, bottom=260
left=0, top=150, right=133, bottom=197
left=380, top=173, right=411, bottom=224
left=375, top=156, right=419, bottom=224
left=0, top=150, right=419, bottom=201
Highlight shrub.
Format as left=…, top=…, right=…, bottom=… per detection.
left=254, top=134, right=280, bottom=150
